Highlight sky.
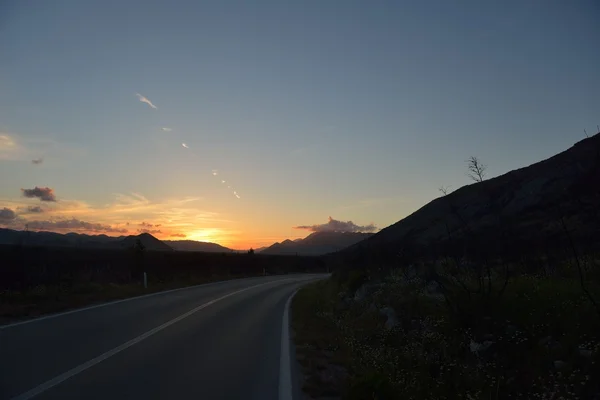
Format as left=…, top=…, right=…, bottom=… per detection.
left=1, top=1, right=599, bottom=249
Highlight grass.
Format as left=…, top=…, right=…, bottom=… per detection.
left=291, top=279, right=351, bottom=398
left=0, top=273, right=259, bottom=324
left=292, top=270, right=600, bottom=399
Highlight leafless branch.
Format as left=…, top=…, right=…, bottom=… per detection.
left=466, top=156, right=487, bottom=183
left=439, top=186, right=452, bottom=196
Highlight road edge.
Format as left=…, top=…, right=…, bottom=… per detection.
left=279, top=288, right=300, bottom=400
left=0, top=275, right=309, bottom=330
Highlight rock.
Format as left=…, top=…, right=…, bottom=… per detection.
left=426, top=281, right=442, bottom=293
left=549, top=341, right=562, bottom=352
left=353, top=283, right=383, bottom=303
left=554, top=360, right=566, bottom=369
left=404, top=264, right=417, bottom=279
left=385, top=315, right=399, bottom=330
left=505, top=325, right=518, bottom=335
left=318, top=364, right=348, bottom=384
left=410, top=319, right=421, bottom=331
left=470, top=341, right=481, bottom=353
left=380, top=307, right=399, bottom=330
left=579, top=348, right=593, bottom=358
left=470, top=340, right=494, bottom=353
left=423, top=291, right=446, bottom=302
left=538, top=336, right=562, bottom=352
left=538, top=336, right=552, bottom=346
left=354, top=285, right=368, bottom=302
left=335, top=300, right=350, bottom=312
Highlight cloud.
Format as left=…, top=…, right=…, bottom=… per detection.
left=212, top=170, right=218, bottom=176
left=161, top=127, right=172, bottom=132
left=294, top=216, right=377, bottom=233
left=137, top=228, right=162, bottom=235
left=221, top=180, right=226, bottom=184
left=171, top=233, right=186, bottom=238
left=21, top=187, right=57, bottom=202
left=26, top=218, right=128, bottom=234
left=0, top=134, right=21, bottom=160
left=26, top=206, right=44, bottom=213
left=0, top=192, right=225, bottom=238
left=32, top=158, right=43, bottom=165
left=0, top=207, right=18, bottom=225
left=182, top=143, right=189, bottom=149
left=135, top=93, right=158, bottom=109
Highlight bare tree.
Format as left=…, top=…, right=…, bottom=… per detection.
left=466, top=156, right=487, bottom=183
left=438, top=186, right=452, bottom=196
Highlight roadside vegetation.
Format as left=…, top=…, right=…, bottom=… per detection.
left=292, top=146, right=600, bottom=399
left=293, top=264, right=600, bottom=399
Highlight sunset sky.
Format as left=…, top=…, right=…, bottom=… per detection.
left=1, top=1, right=599, bottom=249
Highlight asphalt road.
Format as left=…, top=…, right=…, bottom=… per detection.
left=0, top=274, right=326, bottom=400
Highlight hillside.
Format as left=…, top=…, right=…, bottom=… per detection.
left=163, top=240, right=233, bottom=253
left=261, top=231, right=373, bottom=256
left=0, top=229, right=173, bottom=251
left=342, top=133, right=600, bottom=262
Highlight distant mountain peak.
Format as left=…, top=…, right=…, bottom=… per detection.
left=162, top=240, right=233, bottom=253
left=261, top=231, right=373, bottom=256
left=0, top=229, right=172, bottom=251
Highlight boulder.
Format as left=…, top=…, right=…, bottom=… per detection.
left=379, top=306, right=399, bottom=330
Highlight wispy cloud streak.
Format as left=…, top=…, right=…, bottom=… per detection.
left=135, top=93, right=158, bottom=109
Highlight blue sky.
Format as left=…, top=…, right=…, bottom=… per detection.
left=1, top=0, right=599, bottom=247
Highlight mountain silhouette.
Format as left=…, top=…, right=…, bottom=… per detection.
left=0, top=229, right=172, bottom=251
left=163, top=240, right=233, bottom=253
left=340, top=132, right=600, bottom=261
left=261, top=231, right=373, bottom=255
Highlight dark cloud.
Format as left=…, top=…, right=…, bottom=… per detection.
left=32, top=158, right=43, bottom=165
left=26, top=218, right=128, bottom=233
left=0, top=207, right=18, bottom=225
left=26, top=206, right=44, bottom=213
left=294, top=216, right=377, bottom=233
left=171, top=233, right=186, bottom=238
left=21, top=186, right=56, bottom=202
left=137, top=228, right=162, bottom=235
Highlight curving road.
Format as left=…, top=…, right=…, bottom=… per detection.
left=0, top=274, right=325, bottom=400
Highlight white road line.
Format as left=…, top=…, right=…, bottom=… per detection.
left=279, top=288, right=300, bottom=400
left=9, top=279, right=295, bottom=400
left=0, top=276, right=289, bottom=330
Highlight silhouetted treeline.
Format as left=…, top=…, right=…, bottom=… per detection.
left=0, top=245, right=326, bottom=290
